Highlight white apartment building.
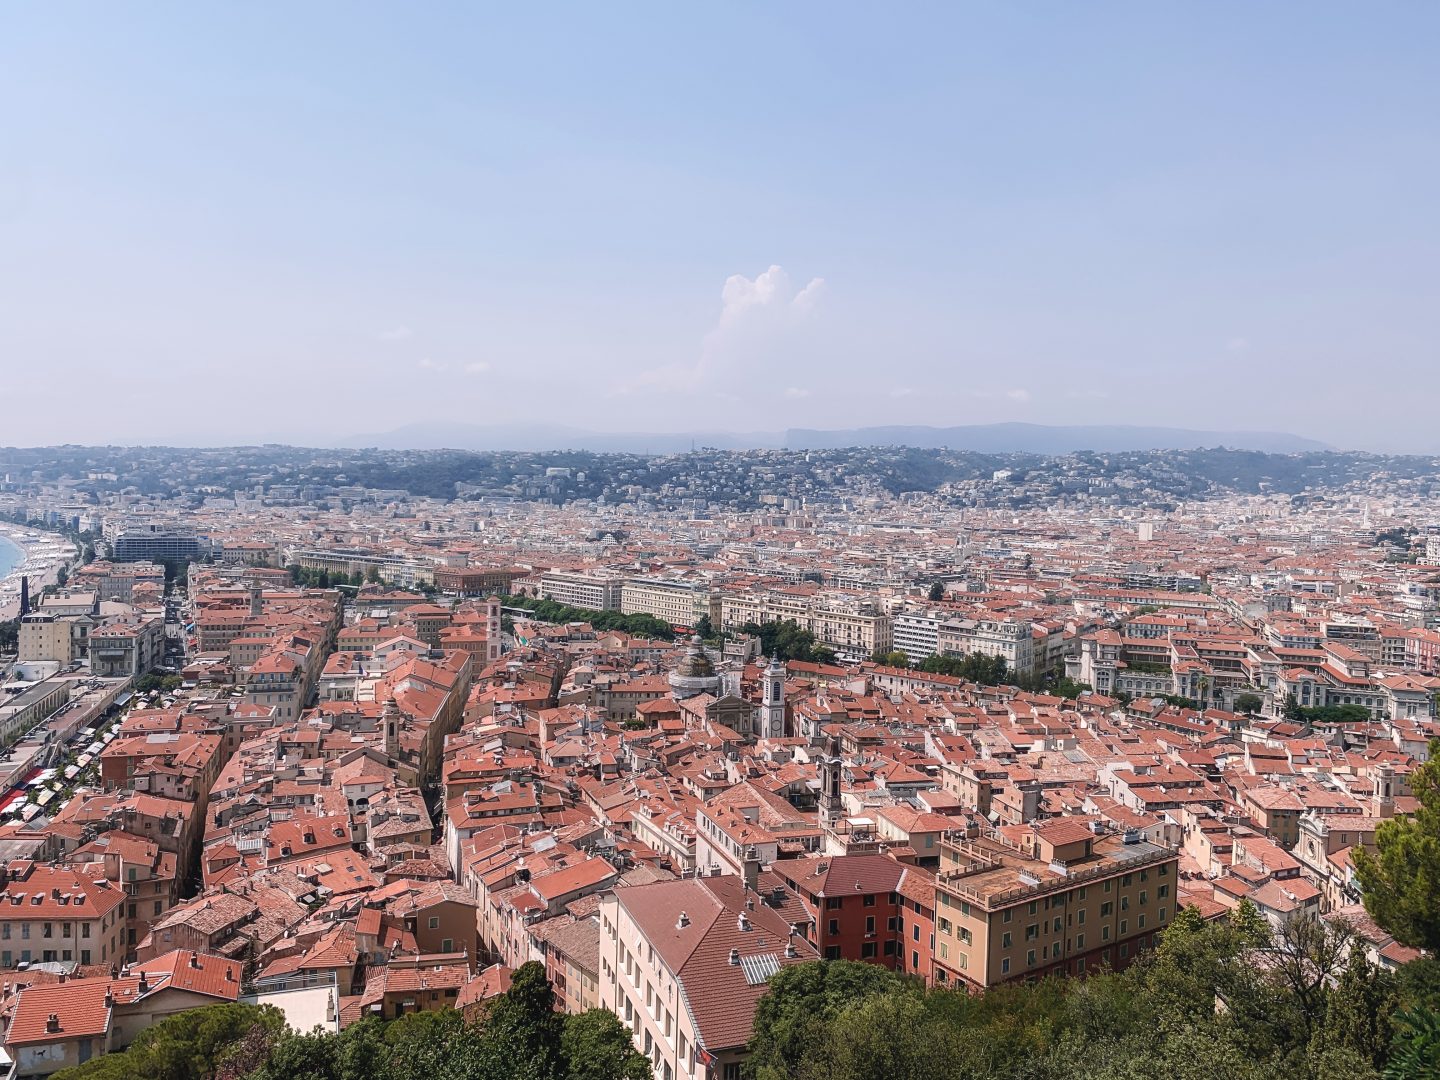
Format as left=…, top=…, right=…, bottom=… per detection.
left=894, top=609, right=1035, bottom=674
left=537, top=571, right=625, bottom=611
left=621, top=578, right=714, bottom=629
left=598, top=877, right=816, bottom=1080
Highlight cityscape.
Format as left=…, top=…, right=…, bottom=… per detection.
left=4, top=4, right=1440, bottom=1080
left=0, top=437, right=1438, bottom=1078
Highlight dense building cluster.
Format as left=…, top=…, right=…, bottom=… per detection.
left=0, top=446, right=1437, bottom=1078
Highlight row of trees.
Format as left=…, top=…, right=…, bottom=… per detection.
left=288, top=564, right=383, bottom=590
left=504, top=594, right=677, bottom=642
left=54, top=963, right=649, bottom=1080
left=746, top=908, right=1440, bottom=1080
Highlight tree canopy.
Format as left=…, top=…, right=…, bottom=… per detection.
left=1354, top=738, right=1440, bottom=953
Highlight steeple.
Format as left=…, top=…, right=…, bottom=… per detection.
left=818, top=735, right=842, bottom=831
left=760, top=655, right=786, bottom=739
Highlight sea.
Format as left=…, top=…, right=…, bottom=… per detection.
left=0, top=536, right=23, bottom=580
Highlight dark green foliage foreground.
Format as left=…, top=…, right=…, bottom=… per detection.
left=52, top=964, right=649, bottom=1080
left=745, top=906, right=1440, bottom=1080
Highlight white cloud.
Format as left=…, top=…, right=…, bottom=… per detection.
left=1066, top=389, right=1111, bottom=400
left=381, top=325, right=413, bottom=341
left=1005, top=388, right=1031, bottom=403
left=463, top=361, right=490, bottom=375
left=417, top=358, right=445, bottom=372
left=617, top=263, right=828, bottom=399
left=889, top=386, right=915, bottom=398
left=1226, top=337, right=1251, bottom=352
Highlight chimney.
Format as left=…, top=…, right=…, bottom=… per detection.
left=225, top=968, right=235, bottom=982
left=737, top=912, right=751, bottom=931
left=728, top=948, right=740, bottom=966
left=138, top=972, right=149, bottom=994
left=46, top=1013, right=60, bottom=1034
left=104, top=987, right=114, bottom=1007
left=676, top=911, right=690, bottom=929
left=188, top=954, right=201, bottom=969
left=785, top=935, right=798, bottom=959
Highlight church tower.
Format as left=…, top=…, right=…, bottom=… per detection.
left=818, top=735, right=843, bottom=831
left=760, top=656, right=786, bottom=739
left=248, top=582, right=263, bottom=618
left=382, top=692, right=401, bottom=760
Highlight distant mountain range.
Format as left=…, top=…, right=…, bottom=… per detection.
left=343, top=422, right=1330, bottom=455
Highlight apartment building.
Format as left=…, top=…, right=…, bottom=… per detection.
left=894, top=609, right=1034, bottom=672
left=537, top=570, right=625, bottom=611
left=598, top=876, right=817, bottom=1080
left=717, top=591, right=891, bottom=658
left=0, top=864, right=127, bottom=970
left=621, top=578, right=714, bottom=629
left=932, top=820, right=1180, bottom=990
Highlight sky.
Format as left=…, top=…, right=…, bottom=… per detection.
left=2, top=4, right=1438, bottom=450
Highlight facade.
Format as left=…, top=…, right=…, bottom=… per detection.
left=537, top=571, right=625, bottom=611
left=598, top=876, right=817, bottom=1080
left=717, top=591, right=891, bottom=659
left=111, top=527, right=208, bottom=563
left=932, top=821, right=1180, bottom=990
left=621, top=578, right=713, bottom=628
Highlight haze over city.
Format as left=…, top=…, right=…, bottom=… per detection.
left=4, top=5, right=1439, bottom=450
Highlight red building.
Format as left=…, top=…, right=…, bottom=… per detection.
left=772, top=853, right=914, bottom=969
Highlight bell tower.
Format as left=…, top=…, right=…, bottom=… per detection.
left=760, top=656, right=786, bottom=739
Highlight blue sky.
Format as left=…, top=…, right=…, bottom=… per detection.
left=2, top=4, right=1438, bottom=448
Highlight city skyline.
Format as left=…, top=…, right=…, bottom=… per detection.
left=3, top=5, right=1439, bottom=449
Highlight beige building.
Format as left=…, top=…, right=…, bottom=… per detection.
left=718, top=591, right=891, bottom=659
left=932, top=819, right=1180, bottom=989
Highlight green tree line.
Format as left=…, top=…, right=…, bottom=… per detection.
left=504, top=594, right=676, bottom=641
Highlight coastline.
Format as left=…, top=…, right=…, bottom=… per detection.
left=0, top=525, right=78, bottom=622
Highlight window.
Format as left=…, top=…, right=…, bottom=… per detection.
left=1027, top=950, right=1036, bottom=967
left=1120, top=920, right=1128, bottom=936
left=865, top=916, right=875, bottom=935
left=862, top=942, right=877, bottom=959
left=826, top=897, right=843, bottom=910
left=959, top=927, right=972, bottom=945
left=887, top=916, right=898, bottom=932
left=912, top=924, right=920, bottom=941
left=1159, top=907, right=1168, bottom=923
left=1102, top=926, right=1111, bottom=942
left=1159, top=864, right=1169, bottom=877
left=1028, top=901, right=1038, bottom=916
left=1002, top=957, right=1010, bottom=974
left=828, top=919, right=839, bottom=936
left=1122, top=874, right=1132, bottom=887
left=960, top=901, right=970, bottom=917
left=825, top=946, right=841, bottom=960
left=429, top=917, right=440, bottom=929
left=1076, top=934, right=1084, bottom=949
left=1158, top=884, right=1169, bottom=899
left=1077, top=888, right=1087, bottom=901
left=911, top=950, right=919, bottom=969
left=938, top=917, right=951, bottom=934
left=863, top=894, right=876, bottom=907
left=1139, top=891, right=1148, bottom=906
left=1003, top=909, right=1012, bottom=924
left=1002, top=932, right=1012, bottom=948
left=1101, top=902, right=1113, bottom=917
left=1026, top=924, right=1038, bottom=941
left=1053, top=917, right=1062, bottom=932
left=1138, top=915, right=1146, bottom=930
left=1078, top=910, right=1086, bottom=925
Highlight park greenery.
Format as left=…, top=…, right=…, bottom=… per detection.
left=503, top=594, right=677, bottom=642
left=739, top=621, right=837, bottom=665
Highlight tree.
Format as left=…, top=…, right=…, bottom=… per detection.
left=53, top=1003, right=286, bottom=1080
left=1234, top=693, right=1264, bottom=716
left=1354, top=739, right=1440, bottom=952
left=927, top=581, right=946, bottom=602
left=477, top=961, right=564, bottom=1080
left=746, top=960, right=914, bottom=1080
left=871, top=650, right=910, bottom=668
left=694, top=614, right=715, bottom=640
left=561, top=1009, right=651, bottom=1080
left=1387, top=1005, right=1440, bottom=1079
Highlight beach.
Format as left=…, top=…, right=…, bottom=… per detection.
left=0, top=525, right=77, bottom=621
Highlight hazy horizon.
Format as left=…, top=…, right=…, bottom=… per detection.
left=4, top=6, right=1438, bottom=451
